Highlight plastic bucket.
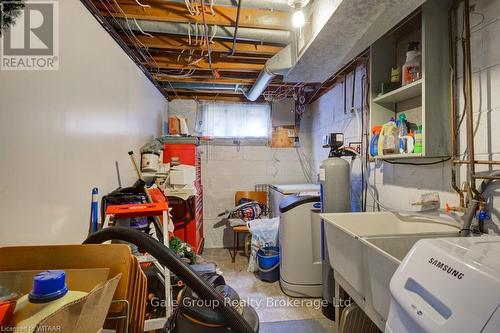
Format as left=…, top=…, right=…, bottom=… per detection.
left=257, top=247, right=280, bottom=282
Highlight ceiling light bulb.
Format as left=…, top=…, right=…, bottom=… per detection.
left=292, top=9, right=305, bottom=28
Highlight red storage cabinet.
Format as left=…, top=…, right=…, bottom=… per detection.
left=163, top=142, right=204, bottom=253
left=163, top=144, right=196, bottom=166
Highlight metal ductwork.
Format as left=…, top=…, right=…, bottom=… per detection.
left=113, top=19, right=291, bottom=45
left=243, top=44, right=294, bottom=101
left=167, top=0, right=292, bottom=11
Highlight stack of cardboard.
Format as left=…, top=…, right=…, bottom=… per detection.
left=0, top=244, right=148, bottom=333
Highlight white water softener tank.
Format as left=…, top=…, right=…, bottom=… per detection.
left=319, top=133, right=354, bottom=319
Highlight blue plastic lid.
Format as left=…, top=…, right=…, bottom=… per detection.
left=29, top=270, right=68, bottom=303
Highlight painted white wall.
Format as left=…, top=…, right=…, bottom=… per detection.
left=303, top=0, right=500, bottom=233
left=0, top=0, right=166, bottom=245
left=168, top=99, right=309, bottom=248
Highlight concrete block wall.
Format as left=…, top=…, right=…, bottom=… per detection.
left=302, top=0, right=500, bottom=233
left=168, top=100, right=309, bottom=248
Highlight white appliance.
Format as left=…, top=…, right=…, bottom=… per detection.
left=269, top=184, right=320, bottom=218
left=279, top=195, right=322, bottom=297
left=170, top=164, right=196, bottom=186
left=386, top=236, right=500, bottom=333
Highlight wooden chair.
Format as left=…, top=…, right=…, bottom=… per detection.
left=231, top=191, right=268, bottom=263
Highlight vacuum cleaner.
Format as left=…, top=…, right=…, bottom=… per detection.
left=84, top=227, right=259, bottom=333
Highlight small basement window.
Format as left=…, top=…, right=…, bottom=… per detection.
left=195, top=102, right=271, bottom=139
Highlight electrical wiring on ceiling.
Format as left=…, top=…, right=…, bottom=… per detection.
left=133, top=18, right=153, bottom=37
left=210, top=0, right=216, bottom=16
left=135, top=0, right=150, bottom=8
left=263, top=82, right=305, bottom=102
left=100, top=0, right=179, bottom=98
left=185, top=0, right=197, bottom=15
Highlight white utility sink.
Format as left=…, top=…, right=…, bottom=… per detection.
left=320, top=212, right=460, bottom=330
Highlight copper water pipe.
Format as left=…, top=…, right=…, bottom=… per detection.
left=463, top=0, right=481, bottom=196
left=455, top=160, right=500, bottom=165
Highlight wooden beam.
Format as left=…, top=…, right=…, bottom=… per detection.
left=165, top=88, right=243, bottom=95
left=170, top=94, right=250, bottom=102
left=168, top=91, right=267, bottom=102
left=122, top=34, right=283, bottom=56
left=144, top=55, right=264, bottom=71
left=95, top=0, right=291, bottom=30
left=154, top=75, right=296, bottom=88
left=146, top=48, right=270, bottom=61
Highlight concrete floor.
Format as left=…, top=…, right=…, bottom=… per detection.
left=202, top=248, right=337, bottom=332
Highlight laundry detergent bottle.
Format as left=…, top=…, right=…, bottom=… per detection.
left=378, top=119, right=399, bottom=155
left=370, top=126, right=382, bottom=157
left=402, top=41, right=421, bottom=86
left=11, top=270, right=88, bottom=332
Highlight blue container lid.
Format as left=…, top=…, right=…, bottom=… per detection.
left=29, top=270, right=68, bottom=303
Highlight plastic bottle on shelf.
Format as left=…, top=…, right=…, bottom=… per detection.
left=378, top=118, right=399, bottom=155
left=370, top=126, right=382, bottom=157
left=11, top=270, right=88, bottom=332
left=414, top=125, right=423, bottom=154
left=397, top=114, right=409, bottom=153
left=400, top=135, right=415, bottom=154
left=402, top=41, right=421, bottom=86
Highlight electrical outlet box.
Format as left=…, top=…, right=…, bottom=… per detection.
left=349, top=142, right=362, bottom=154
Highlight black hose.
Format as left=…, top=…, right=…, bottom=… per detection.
left=83, top=227, right=256, bottom=333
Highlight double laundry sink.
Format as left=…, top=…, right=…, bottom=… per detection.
left=321, top=212, right=460, bottom=331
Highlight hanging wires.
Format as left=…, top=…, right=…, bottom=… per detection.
left=135, top=0, right=150, bottom=8
left=101, top=0, right=177, bottom=97
left=185, top=0, right=197, bottom=15
left=133, top=18, right=153, bottom=37
left=210, top=0, right=216, bottom=16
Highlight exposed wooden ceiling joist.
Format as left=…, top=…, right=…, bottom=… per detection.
left=164, top=88, right=243, bottom=95
left=144, top=55, right=265, bottom=71
left=169, top=93, right=257, bottom=102
left=96, top=0, right=291, bottom=30
left=154, top=75, right=292, bottom=87
left=122, top=34, right=283, bottom=56
left=85, top=0, right=307, bottom=101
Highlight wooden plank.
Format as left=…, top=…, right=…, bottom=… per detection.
left=121, top=34, right=283, bottom=56
left=169, top=93, right=252, bottom=102
left=164, top=88, right=243, bottom=95
left=154, top=75, right=294, bottom=87
left=95, top=0, right=291, bottom=30
left=144, top=55, right=264, bottom=71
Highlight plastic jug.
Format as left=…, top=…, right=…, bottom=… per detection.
left=414, top=125, right=423, bottom=153
left=399, top=135, right=414, bottom=154
left=402, top=41, right=421, bottom=86
left=11, top=270, right=88, bottom=332
left=370, top=126, right=382, bottom=156
left=378, top=120, right=399, bottom=155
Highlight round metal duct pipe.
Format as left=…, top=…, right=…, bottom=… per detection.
left=244, top=44, right=294, bottom=101
left=114, top=19, right=291, bottom=45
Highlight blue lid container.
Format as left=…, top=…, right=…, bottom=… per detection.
left=29, top=270, right=68, bottom=303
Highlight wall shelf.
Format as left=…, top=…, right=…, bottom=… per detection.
left=374, top=153, right=423, bottom=160
left=373, top=80, right=422, bottom=104
left=369, top=0, right=451, bottom=159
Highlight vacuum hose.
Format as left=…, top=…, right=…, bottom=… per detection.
left=83, top=227, right=257, bottom=333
